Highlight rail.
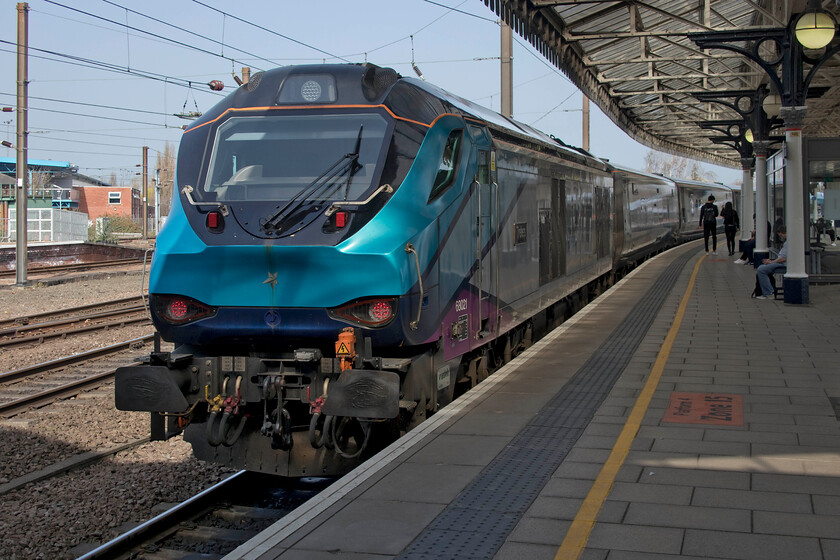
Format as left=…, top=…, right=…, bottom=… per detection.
left=0, top=257, right=143, bottom=278
left=73, top=472, right=335, bottom=560
left=0, top=295, right=144, bottom=330
left=0, top=307, right=150, bottom=348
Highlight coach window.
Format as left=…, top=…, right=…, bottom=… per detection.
left=428, top=129, right=463, bottom=202
left=108, top=192, right=121, bottom=204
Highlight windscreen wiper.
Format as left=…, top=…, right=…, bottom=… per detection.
left=262, top=126, right=363, bottom=233
left=343, top=125, right=364, bottom=201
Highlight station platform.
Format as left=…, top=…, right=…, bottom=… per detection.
left=225, top=240, right=840, bottom=560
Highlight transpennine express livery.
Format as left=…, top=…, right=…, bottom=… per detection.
left=115, top=64, right=735, bottom=476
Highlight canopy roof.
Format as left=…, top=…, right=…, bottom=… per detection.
left=483, top=0, right=840, bottom=168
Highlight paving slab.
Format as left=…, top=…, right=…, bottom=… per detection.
left=225, top=245, right=840, bottom=560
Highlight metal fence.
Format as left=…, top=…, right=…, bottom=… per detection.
left=4, top=208, right=89, bottom=243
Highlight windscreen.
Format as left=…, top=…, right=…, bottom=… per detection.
left=203, top=112, right=389, bottom=203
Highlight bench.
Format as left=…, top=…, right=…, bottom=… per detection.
left=773, top=267, right=787, bottom=300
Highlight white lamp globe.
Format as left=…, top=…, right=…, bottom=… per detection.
left=763, top=93, right=782, bottom=118
left=795, top=11, right=836, bottom=50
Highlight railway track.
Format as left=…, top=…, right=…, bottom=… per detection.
left=77, top=471, right=334, bottom=560
left=0, top=334, right=154, bottom=417
left=0, top=295, right=145, bottom=330
left=0, top=257, right=144, bottom=279
left=0, top=301, right=151, bottom=349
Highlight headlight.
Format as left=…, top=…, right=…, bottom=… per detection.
left=328, top=297, right=397, bottom=328
left=151, top=294, right=217, bottom=325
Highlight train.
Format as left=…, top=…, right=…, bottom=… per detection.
left=115, top=63, right=735, bottom=477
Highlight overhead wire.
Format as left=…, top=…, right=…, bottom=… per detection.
left=24, top=133, right=163, bottom=151
left=531, top=90, right=581, bottom=124
left=473, top=71, right=556, bottom=103
left=341, top=0, right=481, bottom=59
left=512, top=34, right=574, bottom=87
left=0, top=41, right=225, bottom=95
left=346, top=0, right=575, bottom=123
left=2, top=3, right=237, bottom=162
left=0, top=92, right=174, bottom=118
left=189, top=0, right=351, bottom=63
left=421, top=0, right=497, bottom=23
left=21, top=0, right=455, bottom=146
left=99, top=0, right=276, bottom=69
left=9, top=1, right=579, bottom=174
left=33, top=127, right=179, bottom=138
left=43, top=0, right=257, bottom=71
left=26, top=147, right=137, bottom=157
left=32, top=7, right=184, bottom=53
left=12, top=105, right=181, bottom=128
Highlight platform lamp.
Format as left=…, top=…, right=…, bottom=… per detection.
left=753, top=86, right=788, bottom=268
left=795, top=0, right=837, bottom=49
left=689, top=4, right=839, bottom=304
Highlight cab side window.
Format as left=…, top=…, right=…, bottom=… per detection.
left=428, top=130, right=463, bottom=202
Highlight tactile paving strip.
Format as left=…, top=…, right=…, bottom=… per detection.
left=397, top=250, right=695, bottom=560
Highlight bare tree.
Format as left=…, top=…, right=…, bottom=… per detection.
left=29, top=171, right=57, bottom=198
left=154, top=142, right=176, bottom=216
left=645, top=150, right=718, bottom=182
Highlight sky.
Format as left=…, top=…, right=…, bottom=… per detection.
left=0, top=0, right=743, bottom=186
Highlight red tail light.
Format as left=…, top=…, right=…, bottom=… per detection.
left=206, top=211, right=224, bottom=232
left=335, top=211, right=348, bottom=228
left=151, top=294, right=217, bottom=325
left=328, top=297, right=397, bottom=328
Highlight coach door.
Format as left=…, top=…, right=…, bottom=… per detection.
left=472, top=148, right=498, bottom=345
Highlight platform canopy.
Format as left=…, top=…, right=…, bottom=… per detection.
left=482, top=0, right=840, bottom=168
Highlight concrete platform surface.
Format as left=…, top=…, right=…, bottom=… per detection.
left=224, top=241, right=840, bottom=560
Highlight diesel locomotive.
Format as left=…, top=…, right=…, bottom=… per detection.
left=115, top=63, right=734, bottom=476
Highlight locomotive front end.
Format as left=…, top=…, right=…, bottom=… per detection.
left=115, top=64, right=436, bottom=476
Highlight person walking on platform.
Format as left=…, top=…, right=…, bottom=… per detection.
left=720, top=201, right=740, bottom=256
left=699, top=195, right=719, bottom=254
left=755, top=226, right=787, bottom=300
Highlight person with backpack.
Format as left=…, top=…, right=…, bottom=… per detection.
left=720, top=201, right=740, bottom=256
left=699, top=195, right=719, bottom=254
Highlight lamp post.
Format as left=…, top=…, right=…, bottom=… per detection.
left=753, top=138, right=772, bottom=265
left=695, top=90, right=762, bottom=246
left=695, top=88, right=784, bottom=265
left=690, top=3, right=839, bottom=304
left=15, top=2, right=28, bottom=287
left=750, top=87, right=785, bottom=267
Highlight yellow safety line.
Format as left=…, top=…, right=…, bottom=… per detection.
left=554, top=254, right=705, bottom=560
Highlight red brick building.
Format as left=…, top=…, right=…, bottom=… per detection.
left=76, top=185, right=141, bottom=222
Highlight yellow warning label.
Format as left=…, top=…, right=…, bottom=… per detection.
left=336, top=342, right=351, bottom=355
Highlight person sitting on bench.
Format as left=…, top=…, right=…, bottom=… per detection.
left=755, top=225, right=787, bottom=300
left=734, top=216, right=772, bottom=265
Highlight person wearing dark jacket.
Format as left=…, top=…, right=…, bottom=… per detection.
left=699, top=195, right=719, bottom=254
left=720, top=201, right=740, bottom=255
